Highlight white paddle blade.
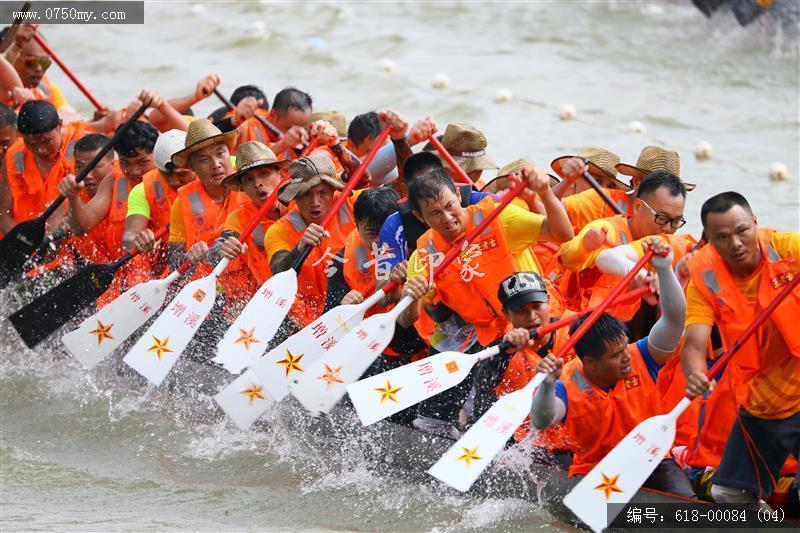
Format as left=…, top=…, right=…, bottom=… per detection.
left=562, top=397, right=690, bottom=533
left=213, top=270, right=297, bottom=373
left=427, top=373, right=546, bottom=492
left=347, top=349, right=489, bottom=426
left=213, top=369, right=276, bottom=431
left=289, top=313, right=397, bottom=415
left=123, top=275, right=218, bottom=386
left=62, top=273, right=177, bottom=369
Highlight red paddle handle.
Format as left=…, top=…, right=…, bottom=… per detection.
left=318, top=125, right=390, bottom=230
left=300, top=138, right=319, bottom=158
left=554, top=250, right=655, bottom=358
left=32, top=33, right=104, bottom=111
left=428, top=135, right=471, bottom=185
left=706, top=272, right=800, bottom=381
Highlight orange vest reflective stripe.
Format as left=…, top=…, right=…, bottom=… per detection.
left=564, top=342, right=664, bottom=476
left=276, top=197, right=356, bottom=326
left=685, top=228, right=800, bottom=468
left=3, top=122, right=87, bottom=222
left=416, top=199, right=518, bottom=346
left=142, top=168, right=178, bottom=229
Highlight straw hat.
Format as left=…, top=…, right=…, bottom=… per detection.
left=551, top=147, right=631, bottom=192
left=171, top=118, right=238, bottom=169
left=222, top=141, right=289, bottom=191
left=153, top=129, right=187, bottom=172
left=440, top=123, right=498, bottom=175
left=278, top=156, right=343, bottom=204
left=482, top=158, right=560, bottom=191
left=309, top=110, right=348, bottom=138
left=616, top=145, right=696, bottom=191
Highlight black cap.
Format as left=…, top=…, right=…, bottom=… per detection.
left=498, top=271, right=549, bottom=312
left=17, top=100, right=59, bottom=135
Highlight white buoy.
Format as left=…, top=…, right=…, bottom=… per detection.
left=694, top=141, right=714, bottom=161
left=627, top=120, right=647, bottom=134
left=191, top=4, right=205, bottom=14
left=558, top=104, right=576, bottom=121
left=379, top=58, right=397, bottom=73
left=494, top=88, right=513, bottom=103
left=432, top=74, right=451, bottom=89
left=769, top=162, right=789, bottom=182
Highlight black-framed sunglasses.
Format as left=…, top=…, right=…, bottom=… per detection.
left=638, top=198, right=687, bottom=229
left=23, top=55, right=51, bottom=71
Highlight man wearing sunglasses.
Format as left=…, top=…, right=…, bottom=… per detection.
left=556, top=171, right=696, bottom=332
left=0, top=26, right=74, bottom=115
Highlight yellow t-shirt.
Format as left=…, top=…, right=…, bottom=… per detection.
left=125, top=183, right=150, bottom=218
left=168, top=198, right=186, bottom=244
left=556, top=217, right=624, bottom=272
left=48, top=81, right=69, bottom=112
left=685, top=232, right=800, bottom=419
left=406, top=202, right=545, bottom=305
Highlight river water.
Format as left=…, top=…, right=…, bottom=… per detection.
left=1, top=1, right=799, bottom=531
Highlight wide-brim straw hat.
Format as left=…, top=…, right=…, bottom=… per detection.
left=616, top=145, right=696, bottom=191
left=482, top=158, right=560, bottom=191
left=551, top=147, right=631, bottom=192
left=171, top=118, right=238, bottom=169
left=222, top=141, right=290, bottom=191
left=278, top=156, right=343, bottom=204
left=440, top=123, right=498, bottom=175
left=309, top=110, right=348, bottom=138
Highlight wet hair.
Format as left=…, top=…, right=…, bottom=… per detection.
left=408, top=167, right=457, bottom=213
left=272, top=87, right=312, bottom=113
left=403, top=151, right=443, bottom=185
left=569, top=312, right=628, bottom=361
left=636, top=171, right=687, bottom=200
left=115, top=120, right=158, bottom=157
left=354, top=187, right=400, bottom=234
left=231, top=85, right=269, bottom=110
left=0, top=102, right=16, bottom=128
left=347, top=112, right=381, bottom=146
left=74, top=133, right=113, bottom=160
left=17, top=100, right=59, bottom=135
left=700, top=191, right=753, bottom=228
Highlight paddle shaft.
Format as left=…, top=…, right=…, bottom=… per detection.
left=428, top=135, right=472, bottom=186
left=706, top=272, right=800, bottom=381
left=0, top=2, right=31, bottom=52
left=236, top=175, right=290, bottom=242
left=32, top=33, right=104, bottom=111
left=213, top=88, right=282, bottom=138
left=39, top=105, right=147, bottom=221
left=582, top=170, right=625, bottom=215
left=289, top=125, right=392, bottom=272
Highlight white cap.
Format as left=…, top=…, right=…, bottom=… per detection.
left=153, top=129, right=187, bottom=172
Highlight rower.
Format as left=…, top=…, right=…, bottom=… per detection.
left=681, top=192, right=799, bottom=505
left=148, top=73, right=221, bottom=131
left=345, top=112, right=383, bottom=158
left=212, top=141, right=289, bottom=302
left=238, top=87, right=313, bottom=159
left=556, top=171, right=693, bottom=327
left=0, top=100, right=89, bottom=234
left=398, top=163, right=573, bottom=436
left=438, top=123, right=498, bottom=189
left=0, top=103, right=16, bottom=161
left=265, top=155, right=357, bottom=329
left=531, top=238, right=696, bottom=497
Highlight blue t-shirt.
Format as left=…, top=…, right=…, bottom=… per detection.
left=377, top=191, right=494, bottom=270
left=554, top=337, right=661, bottom=422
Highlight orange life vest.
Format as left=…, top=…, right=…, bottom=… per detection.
left=141, top=168, right=178, bottom=229
left=3, top=75, right=60, bottom=110
left=3, top=121, right=88, bottom=222
left=564, top=341, right=664, bottom=476
left=684, top=228, right=800, bottom=469
left=274, top=196, right=356, bottom=326
left=416, top=198, right=519, bottom=346
left=342, top=229, right=389, bottom=317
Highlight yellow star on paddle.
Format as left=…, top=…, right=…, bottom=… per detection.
left=456, top=446, right=482, bottom=466
left=374, top=379, right=401, bottom=405
left=241, top=383, right=265, bottom=404
left=147, top=336, right=173, bottom=360
left=234, top=328, right=260, bottom=351
left=89, top=320, right=114, bottom=345
left=594, top=472, right=624, bottom=501
left=317, top=364, right=344, bottom=388
left=277, top=349, right=303, bottom=376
